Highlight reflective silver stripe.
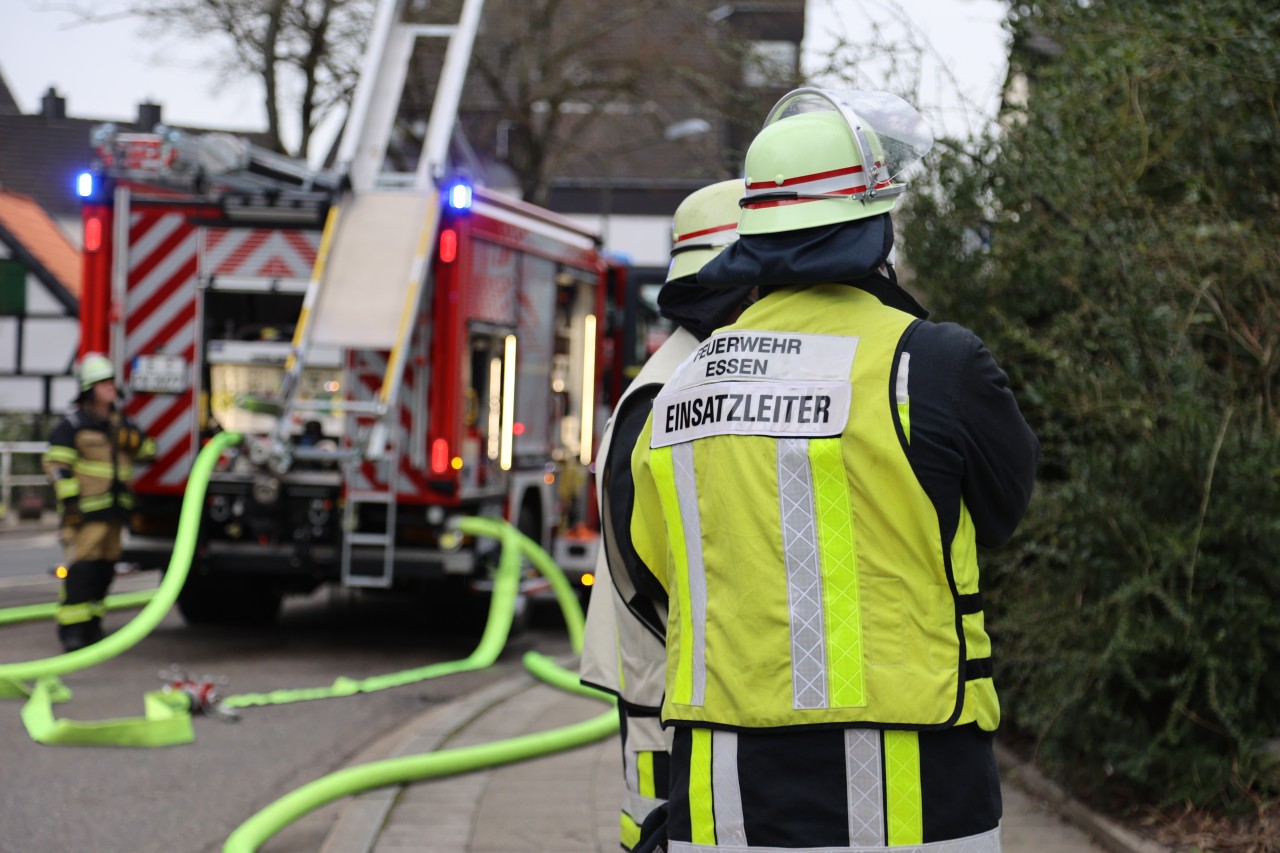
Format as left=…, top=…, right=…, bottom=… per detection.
left=712, top=731, right=746, bottom=846
left=672, top=441, right=707, bottom=706
left=622, top=788, right=667, bottom=824
left=670, top=824, right=1002, bottom=853
left=624, top=743, right=640, bottom=800
left=896, top=351, right=911, bottom=405
left=845, top=729, right=885, bottom=846
left=777, top=437, right=827, bottom=710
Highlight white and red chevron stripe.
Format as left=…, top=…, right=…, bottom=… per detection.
left=202, top=227, right=320, bottom=280
left=344, top=346, right=431, bottom=500
left=123, top=207, right=209, bottom=494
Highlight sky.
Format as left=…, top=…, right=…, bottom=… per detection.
left=0, top=0, right=1010, bottom=165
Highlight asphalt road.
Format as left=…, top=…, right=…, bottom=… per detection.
left=0, top=534, right=575, bottom=853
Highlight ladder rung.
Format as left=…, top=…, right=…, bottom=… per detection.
left=349, top=532, right=393, bottom=546
left=292, top=399, right=386, bottom=414
left=347, top=491, right=394, bottom=503
left=399, top=23, right=458, bottom=38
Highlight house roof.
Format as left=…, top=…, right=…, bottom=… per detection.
left=0, top=188, right=82, bottom=306
left=0, top=68, right=19, bottom=116
left=0, top=111, right=99, bottom=219
left=0, top=84, right=275, bottom=221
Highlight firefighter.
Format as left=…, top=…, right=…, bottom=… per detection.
left=624, top=89, right=1039, bottom=850
left=43, top=353, right=156, bottom=652
left=581, top=179, right=754, bottom=851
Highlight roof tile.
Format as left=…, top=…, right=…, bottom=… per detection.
left=0, top=188, right=82, bottom=298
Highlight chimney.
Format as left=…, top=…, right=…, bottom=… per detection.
left=137, top=101, right=162, bottom=131
left=41, top=86, right=66, bottom=120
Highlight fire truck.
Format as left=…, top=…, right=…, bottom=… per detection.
left=76, top=0, right=628, bottom=623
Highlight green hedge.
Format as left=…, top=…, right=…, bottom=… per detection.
left=899, top=0, right=1280, bottom=811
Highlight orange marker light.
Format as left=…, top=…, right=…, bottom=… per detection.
left=55, top=565, right=68, bottom=579
left=581, top=572, right=595, bottom=587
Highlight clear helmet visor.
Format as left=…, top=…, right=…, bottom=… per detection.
left=763, top=88, right=933, bottom=190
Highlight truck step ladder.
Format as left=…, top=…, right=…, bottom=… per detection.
left=268, top=0, right=488, bottom=588
left=340, top=438, right=401, bottom=589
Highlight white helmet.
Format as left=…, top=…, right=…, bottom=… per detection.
left=738, top=88, right=933, bottom=236
left=78, top=353, right=115, bottom=391
left=667, top=179, right=743, bottom=282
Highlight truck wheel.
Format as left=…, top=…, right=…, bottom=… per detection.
left=177, top=572, right=283, bottom=626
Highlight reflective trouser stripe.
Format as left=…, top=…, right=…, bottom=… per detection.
left=810, top=438, right=865, bottom=707
left=884, top=730, right=924, bottom=845
left=711, top=731, right=746, bottom=846
left=623, top=736, right=666, bottom=850
left=668, top=825, right=1002, bottom=853
left=777, top=438, right=828, bottom=709
left=654, top=443, right=707, bottom=706
left=80, top=493, right=116, bottom=513
left=621, top=811, right=641, bottom=851
left=690, top=728, right=716, bottom=845
left=845, top=729, right=885, bottom=846
left=56, top=601, right=96, bottom=626
left=623, top=786, right=666, bottom=822
left=638, top=750, right=656, bottom=799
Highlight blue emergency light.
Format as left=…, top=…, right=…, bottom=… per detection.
left=447, top=181, right=473, bottom=211
left=75, top=172, right=95, bottom=199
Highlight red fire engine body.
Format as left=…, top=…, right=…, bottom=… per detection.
left=79, top=128, right=622, bottom=624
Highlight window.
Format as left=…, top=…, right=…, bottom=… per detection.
left=743, top=40, right=798, bottom=88
left=0, top=259, right=26, bottom=315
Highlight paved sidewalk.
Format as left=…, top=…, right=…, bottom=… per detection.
left=316, top=667, right=1150, bottom=853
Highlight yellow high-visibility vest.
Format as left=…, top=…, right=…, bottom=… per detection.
left=631, top=283, right=999, bottom=731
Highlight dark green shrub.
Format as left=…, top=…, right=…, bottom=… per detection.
left=900, top=0, right=1280, bottom=811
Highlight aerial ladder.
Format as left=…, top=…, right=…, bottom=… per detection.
left=258, top=0, right=488, bottom=588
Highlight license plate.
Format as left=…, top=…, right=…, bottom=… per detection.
left=130, top=354, right=189, bottom=393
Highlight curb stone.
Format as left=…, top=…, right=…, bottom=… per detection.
left=318, top=668, right=556, bottom=853
left=994, top=742, right=1172, bottom=853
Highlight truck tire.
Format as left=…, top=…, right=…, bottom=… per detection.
left=177, top=572, right=283, bottom=626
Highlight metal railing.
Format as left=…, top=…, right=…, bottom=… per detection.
left=0, top=441, right=50, bottom=520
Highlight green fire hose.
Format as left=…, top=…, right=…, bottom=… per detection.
left=0, top=431, right=620, bottom=852
left=222, top=651, right=617, bottom=853
left=218, top=518, right=611, bottom=852
left=0, top=589, right=156, bottom=628
left=0, top=430, right=243, bottom=743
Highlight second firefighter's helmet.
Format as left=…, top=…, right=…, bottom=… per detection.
left=78, top=353, right=115, bottom=391
left=667, top=179, right=743, bottom=282
left=738, top=88, right=933, bottom=236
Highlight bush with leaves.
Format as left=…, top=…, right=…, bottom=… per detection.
left=900, top=0, right=1280, bottom=812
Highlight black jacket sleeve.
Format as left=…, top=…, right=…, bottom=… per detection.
left=601, top=383, right=668, bottom=637
left=898, top=321, right=1040, bottom=549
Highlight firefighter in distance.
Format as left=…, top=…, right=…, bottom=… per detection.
left=43, top=354, right=156, bottom=652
